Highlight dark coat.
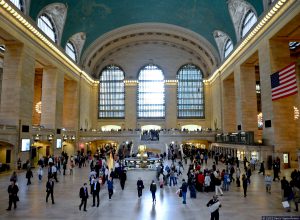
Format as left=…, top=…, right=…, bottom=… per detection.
left=8, top=184, right=19, bottom=199
left=91, top=182, right=101, bottom=194
left=137, top=180, right=144, bottom=189
left=46, top=180, right=54, bottom=192
left=150, top=183, right=157, bottom=192
left=79, top=186, right=89, bottom=199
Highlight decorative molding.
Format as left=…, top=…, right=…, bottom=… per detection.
left=227, top=0, right=257, bottom=41
left=68, top=32, right=86, bottom=63
left=37, top=3, right=67, bottom=45
left=213, top=30, right=232, bottom=61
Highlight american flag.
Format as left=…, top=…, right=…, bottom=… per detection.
left=270, top=62, right=298, bottom=101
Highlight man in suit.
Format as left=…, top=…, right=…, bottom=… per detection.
left=92, top=177, right=100, bottom=207
left=7, top=181, right=19, bottom=211
left=46, top=176, right=55, bottom=204
left=79, top=183, right=89, bottom=211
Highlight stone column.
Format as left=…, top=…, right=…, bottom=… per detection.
left=40, top=68, right=64, bottom=130
left=165, top=82, right=177, bottom=129
left=222, top=75, right=236, bottom=132
left=235, top=64, right=258, bottom=139
left=0, top=43, right=35, bottom=126
left=63, top=80, right=79, bottom=130
left=125, top=82, right=137, bottom=129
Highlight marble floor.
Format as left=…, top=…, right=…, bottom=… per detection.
left=0, top=159, right=299, bottom=220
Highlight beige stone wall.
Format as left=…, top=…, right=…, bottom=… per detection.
left=63, top=79, right=79, bottom=130
left=211, top=77, right=222, bottom=130
left=222, top=75, right=236, bottom=132
left=165, top=84, right=177, bottom=129
left=125, top=84, right=137, bottom=129
left=79, top=79, right=94, bottom=130
left=0, top=43, right=35, bottom=126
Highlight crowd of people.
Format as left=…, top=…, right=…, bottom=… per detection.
left=4, top=146, right=300, bottom=219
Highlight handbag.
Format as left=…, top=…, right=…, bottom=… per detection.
left=179, top=190, right=182, bottom=197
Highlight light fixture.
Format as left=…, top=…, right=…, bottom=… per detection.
left=35, top=101, right=42, bottom=114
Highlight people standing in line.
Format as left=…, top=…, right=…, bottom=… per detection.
left=10, top=171, right=18, bottom=183
left=119, top=169, right=127, bottom=190
left=207, top=195, right=221, bottom=220
left=107, top=177, right=114, bottom=199
left=242, top=174, right=248, bottom=197
left=137, top=177, right=144, bottom=198
left=79, top=183, right=89, bottom=211
left=7, top=181, right=19, bottom=211
left=180, top=179, right=188, bottom=204
left=92, top=178, right=100, bottom=207
left=265, top=173, right=272, bottom=193
left=46, top=176, right=55, bottom=204
left=150, top=180, right=157, bottom=203
left=26, top=168, right=33, bottom=185
left=38, top=165, right=43, bottom=182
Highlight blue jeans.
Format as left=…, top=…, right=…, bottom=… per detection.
left=151, top=191, right=156, bottom=202
left=169, top=177, right=176, bottom=186
left=182, top=191, right=187, bottom=204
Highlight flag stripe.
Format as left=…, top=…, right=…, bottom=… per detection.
left=271, top=62, right=297, bottom=101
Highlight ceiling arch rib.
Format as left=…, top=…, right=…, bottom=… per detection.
left=81, top=23, right=220, bottom=79
left=37, top=3, right=68, bottom=45
left=213, top=30, right=233, bottom=62
left=227, top=0, right=258, bottom=41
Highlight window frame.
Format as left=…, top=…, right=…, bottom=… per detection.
left=65, top=41, right=77, bottom=62
left=224, top=39, right=233, bottom=58
left=137, top=64, right=165, bottom=119
left=98, top=65, right=125, bottom=119
left=37, top=13, right=57, bottom=43
left=177, top=64, right=205, bottom=119
left=241, top=10, right=257, bottom=38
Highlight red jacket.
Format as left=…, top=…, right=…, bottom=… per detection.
left=197, top=174, right=205, bottom=184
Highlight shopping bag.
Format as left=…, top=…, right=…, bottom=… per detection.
left=282, top=201, right=290, bottom=208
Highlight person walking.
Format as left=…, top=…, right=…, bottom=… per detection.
left=207, top=195, right=221, bottom=220
left=265, top=173, right=272, bottom=193
left=107, top=177, right=114, bottom=199
left=150, top=180, right=157, bottom=203
left=46, top=176, right=55, bottom=204
left=137, top=177, right=144, bottom=198
left=10, top=171, right=18, bottom=183
left=236, top=168, right=241, bottom=187
left=92, top=178, right=100, bottom=207
left=38, top=165, right=43, bottom=182
left=215, top=176, right=223, bottom=196
left=79, top=183, right=89, bottom=211
left=7, top=181, right=19, bottom=211
left=180, top=179, right=188, bottom=204
left=242, top=174, right=248, bottom=197
left=26, top=168, right=33, bottom=185
left=119, top=169, right=127, bottom=190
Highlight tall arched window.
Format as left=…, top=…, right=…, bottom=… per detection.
left=37, top=14, right=57, bottom=42
left=138, top=64, right=165, bottom=118
left=241, top=10, right=257, bottom=38
left=65, top=41, right=77, bottom=62
left=99, top=65, right=125, bottom=118
left=177, top=64, right=204, bottom=118
left=224, top=39, right=233, bottom=58
left=10, top=0, right=24, bottom=11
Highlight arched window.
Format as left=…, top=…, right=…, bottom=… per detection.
left=241, top=10, right=257, bottom=38
left=177, top=64, right=204, bottom=118
left=37, top=14, right=57, bottom=42
left=138, top=64, right=165, bottom=118
left=10, top=0, right=24, bottom=11
left=99, top=65, right=125, bottom=118
left=65, top=41, right=77, bottom=62
left=224, top=39, right=233, bottom=58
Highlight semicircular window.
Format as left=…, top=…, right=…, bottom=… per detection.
left=99, top=65, right=125, bottom=118
left=224, top=39, right=233, bottom=58
left=177, top=64, right=204, bottom=118
left=65, top=41, right=77, bottom=62
left=138, top=64, right=165, bottom=118
left=241, top=10, right=257, bottom=38
left=10, top=0, right=24, bottom=11
left=37, top=14, right=57, bottom=43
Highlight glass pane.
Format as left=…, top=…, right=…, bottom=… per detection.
left=177, top=64, right=204, bottom=118
left=37, top=15, right=56, bottom=42
left=138, top=64, right=165, bottom=118
left=65, top=42, right=77, bottom=62
left=241, top=11, right=257, bottom=37
left=99, top=65, right=125, bottom=118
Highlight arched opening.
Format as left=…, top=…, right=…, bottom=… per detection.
left=37, top=14, right=57, bottom=42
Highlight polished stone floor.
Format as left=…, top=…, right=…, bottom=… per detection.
left=0, top=159, right=299, bottom=220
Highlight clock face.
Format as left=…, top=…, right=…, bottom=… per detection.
left=35, top=101, right=42, bottom=114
